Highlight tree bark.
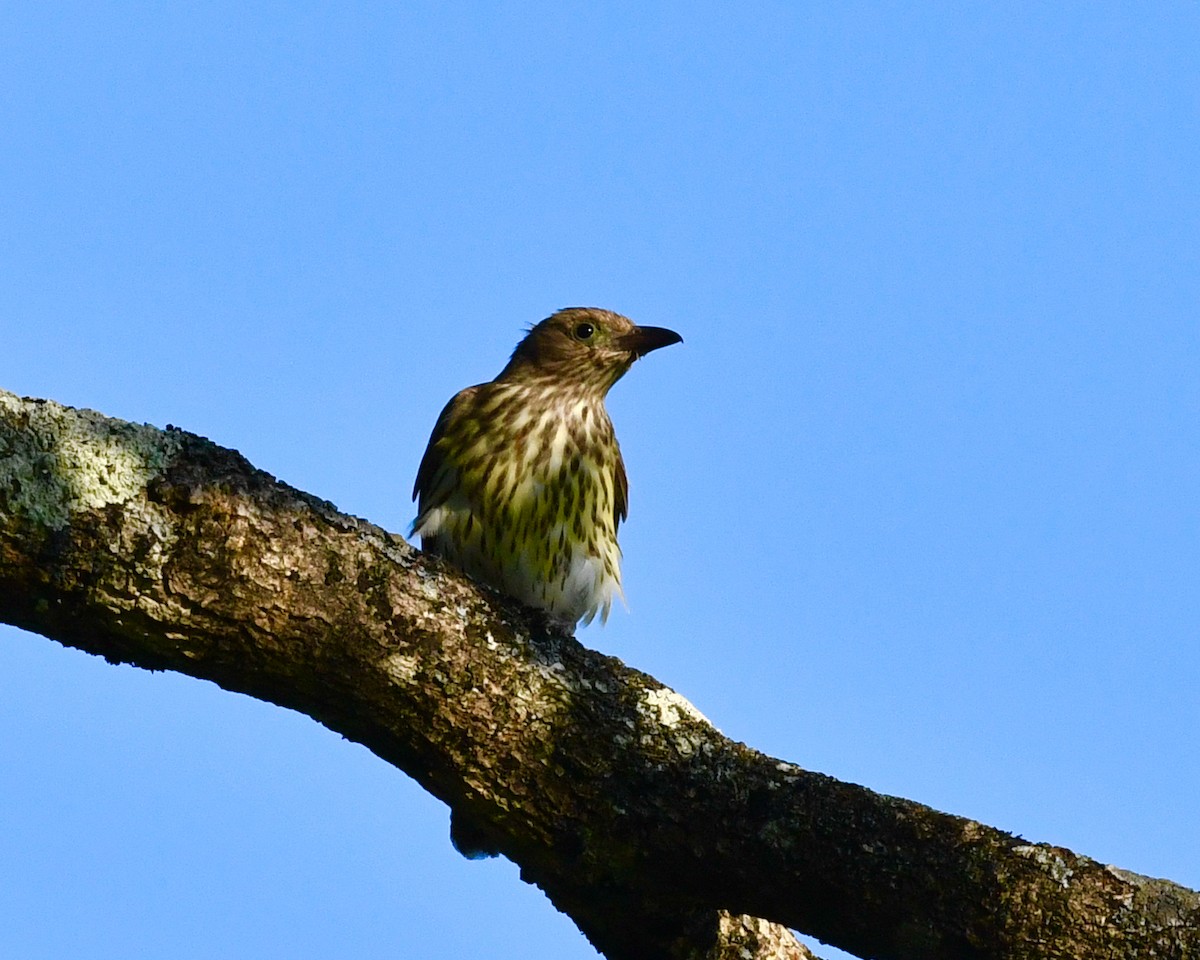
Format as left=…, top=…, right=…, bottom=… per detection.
left=1, top=386, right=1196, bottom=960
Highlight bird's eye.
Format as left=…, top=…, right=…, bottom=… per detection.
left=573, top=322, right=595, bottom=341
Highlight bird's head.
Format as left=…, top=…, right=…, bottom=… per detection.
left=499, top=307, right=682, bottom=395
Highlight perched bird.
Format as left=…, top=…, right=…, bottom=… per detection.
left=411, top=307, right=682, bottom=630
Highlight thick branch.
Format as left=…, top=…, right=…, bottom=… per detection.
left=1, top=387, right=1196, bottom=960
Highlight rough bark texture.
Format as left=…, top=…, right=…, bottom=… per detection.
left=1, top=386, right=1197, bottom=960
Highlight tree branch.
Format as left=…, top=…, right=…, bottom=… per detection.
left=1, top=387, right=1196, bottom=960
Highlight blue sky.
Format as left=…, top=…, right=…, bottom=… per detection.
left=1, top=4, right=1197, bottom=958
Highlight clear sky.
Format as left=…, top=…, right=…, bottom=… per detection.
left=1, top=4, right=1197, bottom=959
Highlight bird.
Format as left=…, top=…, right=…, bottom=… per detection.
left=411, top=307, right=682, bottom=631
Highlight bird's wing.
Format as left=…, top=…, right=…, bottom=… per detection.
left=412, top=385, right=479, bottom=507
left=614, top=447, right=628, bottom=528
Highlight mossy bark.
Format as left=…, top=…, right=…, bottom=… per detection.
left=1, top=387, right=1195, bottom=960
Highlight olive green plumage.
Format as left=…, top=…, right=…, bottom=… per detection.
left=411, top=307, right=682, bottom=628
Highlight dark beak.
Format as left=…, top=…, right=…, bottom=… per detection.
left=622, top=325, right=683, bottom=359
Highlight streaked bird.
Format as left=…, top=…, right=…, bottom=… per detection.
left=411, top=307, right=682, bottom=630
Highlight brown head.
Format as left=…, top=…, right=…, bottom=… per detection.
left=497, top=307, right=682, bottom=395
